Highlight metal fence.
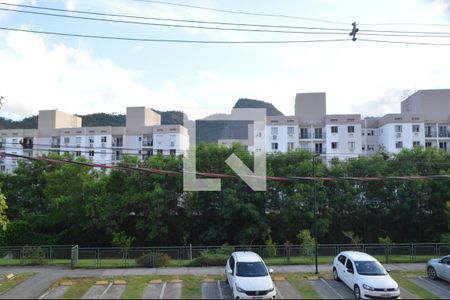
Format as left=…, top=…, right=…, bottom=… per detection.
left=1, top=243, right=449, bottom=269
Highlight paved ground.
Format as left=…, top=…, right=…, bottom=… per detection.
left=409, top=277, right=450, bottom=299
left=0, top=263, right=426, bottom=299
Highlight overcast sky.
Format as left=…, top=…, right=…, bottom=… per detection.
left=0, top=0, right=449, bottom=121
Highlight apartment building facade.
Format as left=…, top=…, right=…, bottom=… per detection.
left=220, top=89, right=450, bottom=159
left=0, top=107, right=189, bottom=173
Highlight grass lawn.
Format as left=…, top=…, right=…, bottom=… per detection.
left=284, top=273, right=323, bottom=299
left=0, top=272, right=35, bottom=294
left=70, top=254, right=432, bottom=268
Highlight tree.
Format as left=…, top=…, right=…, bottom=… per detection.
left=0, top=186, right=8, bottom=229
left=0, top=96, right=8, bottom=228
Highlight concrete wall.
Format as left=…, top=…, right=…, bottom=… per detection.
left=295, top=93, right=326, bottom=125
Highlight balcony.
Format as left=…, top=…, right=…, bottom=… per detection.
left=426, top=131, right=437, bottom=138
left=438, top=131, right=450, bottom=138
left=314, top=133, right=326, bottom=139
left=299, top=133, right=311, bottom=139
left=22, top=138, right=33, bottom=149
left=142, top=140, right=153, bottom=147
left=112, top=136, right=123, bottom=147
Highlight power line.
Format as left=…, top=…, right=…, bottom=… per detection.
left=0, top=2, right=350, bottom=32
left=359, top=22, right=450, bottom=27
left=0, top=7, right=352, bottom=36
left=1, top=152, right=448, bottom=181
left=132, top=0, right=349, bottom=25
left=0, top=26, right=351, bottom=44
left=359, top=38, right=450, bottom=46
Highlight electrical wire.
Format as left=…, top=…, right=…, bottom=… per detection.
left=132, top=0, right=349, bottom=25
left=359, top=38, right=450, bottom=46
left=0, top=7, right=353, bottom=35
left=0, top=2, right=351, bottom=32
left=0, top=26, right=351, bottom=44
left=1, top=152, right=448, bottom=181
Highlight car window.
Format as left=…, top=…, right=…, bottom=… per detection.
left=355, top=260, right=387, bottom=275
left=441, top=257, right=450, bottom=265
left=338, top=255, right=347, bottom=265
left=346, top=259, right=354, bottom=272
left=236, top=261, right=268, bottom=277
left=230, top=256, right=235, bottom=272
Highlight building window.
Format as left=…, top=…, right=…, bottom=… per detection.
left=300, top=128, right=309, bottom=139
left=287, top=127, right=295, bottom=135
left=170, top=149, right=176, bottom=155
left=12, top=138, right=17, bottom=145
left=348, top=142, right=355, bottom=151
left=157, top=149, right=163, bottom=155
left=76, top=137, right=81, bottom=144
left=287, top=142, right=294, bottom=150
left=439, top=142, right=447, bottom=150
left=314, top=128, right=323, bottom=139
left=367, top=145, right=375, bottom=151
left=347, top=126, right=355, bottom=133
left=75, top=151, right=81, bottom=157
left=89, top=136, right=94, bottom=144
left=138, top=136, right=142, bottom=141
left=425, top=142, right=432, bottom=148
left=331, top=142, right=338, bottom=149
left=395, top=141, right=403, bottom=149
left=331, top=126, right=338, bottom=133
left=64, top=137, right=70, bottom=144
left=395, top=125, right=402, bottom=133
left=0, top=165, right=5, bottom=172
left=413, top=141, right=420, bottom=147
left=271, top=127, right=278, bottom=135
left=271, top=143, right=278, bottom=150
left=101, top=136, right=107, bottom=143
left=88, top=150, right=94, bottom=157
left=412, top=125, right=420, bottom=132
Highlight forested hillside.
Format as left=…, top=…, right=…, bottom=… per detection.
left=0, top=146, right=448, bottom=247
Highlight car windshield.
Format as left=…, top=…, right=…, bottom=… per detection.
left=355, top=261, right=387, bottom=276
left=236, top=261, right=268, bottom=277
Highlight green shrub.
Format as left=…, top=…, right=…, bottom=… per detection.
left=23, top=246, right=47, bottom=265
left=297, top=229, right=315, bottom=256
left=135, top=253, right=171, bottom=268
left=265, top=235, right=277, bottom=258
left=189, top=253, right=228, bottom=267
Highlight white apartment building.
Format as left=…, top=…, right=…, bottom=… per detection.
left=0, top=107, right=189, bottom=173
left=218, top=89, right=450, bottom=159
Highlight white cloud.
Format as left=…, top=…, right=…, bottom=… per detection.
left=0, top=30, right=195, bottom=119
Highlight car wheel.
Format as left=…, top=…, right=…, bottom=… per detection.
left=333, top=267, right=340, bottom=281
left=354, top=285, right=361, bottom=299
left=427, top=266, right=438, bottom=280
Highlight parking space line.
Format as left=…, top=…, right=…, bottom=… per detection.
left=99, top=282, right=113, bottom=299
left=38, top=290, right=50, bottom=299
left=159, top=282, right=167, bottom=299
left=418, top=277, right=450, bottom=295
left=320, top=278, right=344, bottom=299
left=216, top=281, right=223, bottom=299
left=274, top=284, right=284, bottom=299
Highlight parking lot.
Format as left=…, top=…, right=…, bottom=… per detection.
left=40, top=276, right=450, bottom=299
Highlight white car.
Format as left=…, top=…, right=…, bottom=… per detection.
left=225, top=251, right=276, bottom=299
left=332, top=251, right=400, bottom=299
left=426, top=254, right=450, bottom=282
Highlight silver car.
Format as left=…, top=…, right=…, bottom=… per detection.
left=426, top=255, right=450, bottom=282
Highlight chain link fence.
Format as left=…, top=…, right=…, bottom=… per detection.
left=1, top=243, right=448, bottom=269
